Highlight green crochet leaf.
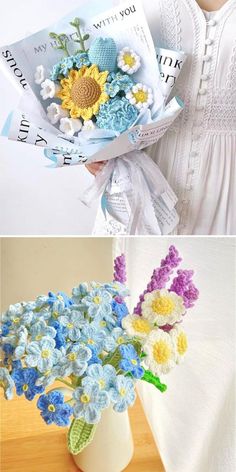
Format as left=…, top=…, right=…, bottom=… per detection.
left=142, top=370, right=167, bottom=393
left=67, top=419, right=97, bottom=455
left=103, top=339, right=143, bottom=370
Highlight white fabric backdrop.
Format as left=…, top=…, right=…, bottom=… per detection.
left=114, top=237, right=236, bottom=472
left=0, top=0, right=97, bottom=235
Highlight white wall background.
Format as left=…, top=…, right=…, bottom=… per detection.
left=0, top=0, right=99, bottom=235
left=0, top=237, right=113, bottom=310
left=114, top=237, right=236, bottom=472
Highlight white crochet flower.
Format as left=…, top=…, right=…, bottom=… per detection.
left=34, top=65, right=45, bottom=85
left=59, top=117, right=82, bottom=136
left=47, top=103, right=69, bottom=125
left=141, top=289, right=185, bottom=326
left=82, top=120, right=97, bottom=132
left=122, top=314, right=154, bottom=340
left=40, top=79, right=59, bottom=100
left=126, top=84, right=153, bottom=110
left=117, top=47, right=141, bottom=74
left=142, top=329, right=176, bottom=376
left=171, top=325, right=188, bottom=364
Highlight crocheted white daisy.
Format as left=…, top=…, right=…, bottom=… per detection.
left=122, top=314, right=154, bottom=340
left=126, top=83, right=153, bottom=110
left=117, top=47, right=141, bottom=75
left=141, top=289, right=185, bottom=326
left=171, top=325, right=188, bottom=363
left=142, top=329, right=176, bottom=375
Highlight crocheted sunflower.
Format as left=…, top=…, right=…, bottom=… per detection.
left=57, top=65, right=109, bottom=121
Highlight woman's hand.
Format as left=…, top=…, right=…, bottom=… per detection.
left=85, top=161, right=107, bottom=176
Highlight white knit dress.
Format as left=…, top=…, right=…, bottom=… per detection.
left=94, top=0, right=236, bottom=235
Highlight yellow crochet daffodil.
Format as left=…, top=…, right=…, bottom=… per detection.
left=57, top=65, right=109, bottom=121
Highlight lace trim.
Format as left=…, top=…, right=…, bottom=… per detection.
left=159, top=0, right=182, bottom=50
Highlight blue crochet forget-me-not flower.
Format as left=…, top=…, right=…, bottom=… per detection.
left=37, top=391, right=72, bottom=426
left=82, top=364, right=116, bottom=392
left=110, top=374, right=136, bottom=412
left=0, top=367, right=15, bottom=399
left=30, top=320, right=56, bottom=342
left=58, top=344, right=92, bottom=377
left=74, top=53, right=91, bottom=69
left=112, top=299, right=129, bottom=327
left=119, top=344, right=144, bottom=379
left=73, top=383, right=110, bottom=424
left=105, top=72, right=134, bottom=98
left=25, top=337, right=61, bottom=373
left=80, top=325, right=106, bottom=353
left=82, top=288, right=112, bottom=319
left=96, top=97, right=138, bottom=133
left=59, top=310, right=87, bottom=342
left=11, top=367, right=44, bottom=400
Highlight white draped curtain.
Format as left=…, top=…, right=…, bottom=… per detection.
left=113, top=237, right=236, bottom=472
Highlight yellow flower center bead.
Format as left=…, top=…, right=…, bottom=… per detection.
left=119, top=388, right=126, bottom=397
left=35, top=335, right=43, bottom=341
left=132, top=318, right=152, bottom=334
left=131, top=359, right=137, bottom=365
left=22, top=384, right=28, bottom=392
left=177, top=333, right=188, bottom=355
left=67, top=323, right=74, bottom=329
left=117, top=336, right=125, bottom=345
left=98, top=379, right=105, bottom=389
left=80, top=394, right=90, bottom=404
left=87, top=339, right=95, bottom=345
left=133, top=90, right=148, bottom=103
left=48, top=404, right=56, bottom=412
left=93, top=296, right=101, bottom=305
left=152, top=296, right=175, bottom=316
left=12, top=317, right=20, bottom=324
left=41, top=349, right=50, bottom=359
left=100, top=321, right=107, bottom=328
left=123, top=54, right=136, bottom=67
left=153, top=340, right=172, bottom=364
left=68, top=353, right=77, bottom=361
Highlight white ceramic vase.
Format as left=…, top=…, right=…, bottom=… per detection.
left=72, top=407, right=134, bottom=472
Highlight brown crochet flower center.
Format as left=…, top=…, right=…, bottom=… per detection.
left=71, top=77, right=101, bottom=109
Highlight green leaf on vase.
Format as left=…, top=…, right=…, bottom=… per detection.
left=68, top=419, right=97, bottom=454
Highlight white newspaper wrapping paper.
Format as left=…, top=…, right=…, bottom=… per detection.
left=0, top=0, right=186, bottom=234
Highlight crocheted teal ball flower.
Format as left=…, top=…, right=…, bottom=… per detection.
left=105, top=72, right=134, bottom=98
left=88, top=37, right=117, bottom=72
left=96, top=97, right=138, bottom=133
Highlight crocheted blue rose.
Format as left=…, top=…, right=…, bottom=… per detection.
left=88, top=38, right=117, bottom=72
left=96, top=97, right=138, bottom=133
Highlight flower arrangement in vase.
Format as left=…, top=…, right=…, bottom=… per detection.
left=0, top=247, right=198, bottom=470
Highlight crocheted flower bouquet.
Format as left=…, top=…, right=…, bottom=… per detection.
left=0, top=246, right=198, bottom=455
left=1, top=1, right=186, bottom=234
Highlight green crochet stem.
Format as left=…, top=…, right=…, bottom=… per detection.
left=49, top=32, right=70, bottom=57
left=68, top=419, right=97, bottom=455
left=70, top=17, right=90, bottom=53
left=142, top=370, right=167, bottom=393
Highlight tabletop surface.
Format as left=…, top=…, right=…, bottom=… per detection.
left=0, top=384, right=165, bottom=472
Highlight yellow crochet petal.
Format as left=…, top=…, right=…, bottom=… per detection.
left=70, top=105, right=81, bottom=118
left=81, top=107, right=94, bottom=121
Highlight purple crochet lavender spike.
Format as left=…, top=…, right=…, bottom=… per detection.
left=134, top=246, right=182, bottom=315
left=170, top=269, right=199, bottom=308
left=113, top=254, right=127, bottom=284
